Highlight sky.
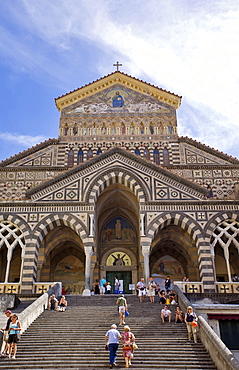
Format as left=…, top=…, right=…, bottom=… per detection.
left=0, top=0, right=239, bottom=162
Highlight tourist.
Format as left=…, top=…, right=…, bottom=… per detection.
left=58, top=295, right=67, bottom=311
left=183, top=276, right=190, bottom=282
left=169, top=290, right=177, bottom=304
left=8, top=314, right=21, bottom=359
left=161, top=305, right=172, bottom=323
left=92, top=279, right=100, bottom=295
left=1, top=310, right=12, bottom=356
left=147, top=277, right=157, bottom=303
left=105, top=324, right=122, bottom=369
left=121, top=325, right=135, bottom=368
left=100, top=276, right=107, bottom=294
left=158, top=289, right=166, bottom=304
left=136, top=278, right=147, bottom=303
left=48, top=294, right=58, bottom=310
left=175, top=306, right=183, bottom=323
left=114, top=276, right=120, bottom=294
left=232, top=273, right=239, bottom=282
left=116, top=294, right=128, bottom=325
left=164, top=276, right=171, bottom=292
left=106, top=282, right=112, bottom=294
left=185, top=306, right=198, bottom=343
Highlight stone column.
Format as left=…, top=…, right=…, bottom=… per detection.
left=82, top=246, right=93, bottom=296
left=224, top=246, right=232, bottom=282
left=4, top=248, right=13, bottom=283
left=89, top=214, right=94, bottom=237
left=211, top=246, right=216, bottom=282
left=142, top=245, right=150, bottom=283
left=140, top=214, right=145, bottom=236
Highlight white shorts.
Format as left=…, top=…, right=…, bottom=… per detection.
left=119, top=306, right=126, bottom=313
left=138, top=289, right=146, bottom=296
left=100, top=286, right=105, bottom=293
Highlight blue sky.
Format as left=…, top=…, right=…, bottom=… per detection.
left=0, top=0, right=239, bottom=161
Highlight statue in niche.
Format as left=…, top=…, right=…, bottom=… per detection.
left=73, top=124, right=78, bottom=135
left=102, top=124, right=106, bottom=134
left=92, top=123, right=96, bottom=135
left=121, top=123, right=126, bottom=134
left=111, top=253, right=127, bottom=266
left=111, top=124, right=116, bottom=134
left=115, top=219, right=122, bottom=239
left=140, top=123, right=144, bottom=134
left=112, top=91, right=124, bottom=107
left=83, top=124, right=87, bottom=135
left=149, top=125, right=154, bottom=134
left=64, top=124, right=68, bottom=136
left=168, top=124, right=173, bottom=134
left=130, top=124, right=135, bottom=135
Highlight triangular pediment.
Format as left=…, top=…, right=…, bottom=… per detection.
left=55, top=72, right=181, bottom=112
left=26, top=148, right=208, bottom=202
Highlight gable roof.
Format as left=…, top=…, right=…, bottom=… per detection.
left=55, top=71, right=182, bottom=112
left=26, top=146, right=208, bottom=201
left=0, top=138, right=59, bottom=167
left=179, top=137, right=239, bottom=165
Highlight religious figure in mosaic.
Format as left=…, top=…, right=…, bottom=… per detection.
left=112, top=253, right=127, bottom=266
left=112, top=91, right=124, bottom=107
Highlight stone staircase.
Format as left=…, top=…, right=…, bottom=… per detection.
left=0, top=295, right=218, bottom=369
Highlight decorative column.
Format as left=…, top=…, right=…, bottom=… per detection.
left=224, top=246, right=232, bottom=282
left=210, top=246, right=216, bottom=282
left=89, top=214, right=94, bottom=237
left=140, top=214, right=145, bottom=236
left=4, top=248, right=13, bottom=283
left=82, top=246, right=93, bottom=296
left=142, top=245, right=150, bottom=283
left=19, top=247, right=25, bottom=284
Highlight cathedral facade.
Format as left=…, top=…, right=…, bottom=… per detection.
left=0, top=71, right=239, bottom=295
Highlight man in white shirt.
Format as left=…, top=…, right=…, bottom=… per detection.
left=161, top=305, right=172, bottom=323
left=137, top=278, right=147, bottom=303
left=105, top=324, right=122, bottom=368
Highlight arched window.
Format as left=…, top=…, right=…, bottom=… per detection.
left=67, top=149, right=74, bottom=167
left=163, top=148, right=170, bottom=166
left=87, top=149, right=93, bottom=160
left=153, top=149, right=160, bottom=165
left=77, top=149, right=84, bottom=164
left=135, top=148, right=140, bottom=156
left=96, top=148, right=102, bottom=155
left=144, top=148, right=150, bottom=160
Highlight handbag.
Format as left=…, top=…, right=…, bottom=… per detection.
left=192, top=321, right=198, bottom=328
left=125, top=311, right=129, bottom=316
left=105, top=344, right=108, bottom=350
left=132, top=342, right=138, bottom=350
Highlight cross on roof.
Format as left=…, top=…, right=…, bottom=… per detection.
left=113, top=61, right=122, bottom=71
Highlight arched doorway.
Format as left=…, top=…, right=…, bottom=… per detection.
left=95, top=183, right=140, bottom=293
left=38, top=225, right=85, bottom=293
left=150, top=225, right=199, bottom=287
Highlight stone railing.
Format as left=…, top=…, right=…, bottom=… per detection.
left=216, top=282, right=239, bottom=294
left=174, top=285, right=239, bottom=370
left=0, top=283, right=21, bottom=294
left=174, top=281, right=204, bottom=293
left=18, top=282, right=62, bottom=333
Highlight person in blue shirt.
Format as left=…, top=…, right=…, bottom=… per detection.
left=100, top=276, right=107, bottom=295
left=105, top=324, right=122, bottom=368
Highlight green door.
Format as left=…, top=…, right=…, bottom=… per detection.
left=106, top=271, right=132, bottom=294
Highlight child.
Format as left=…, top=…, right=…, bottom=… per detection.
left=106, top=282, right=112, bottom=294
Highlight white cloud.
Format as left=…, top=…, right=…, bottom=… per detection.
left=0, top=132, right=47, bottom=147
left=0, top=0, right=239, bottom=156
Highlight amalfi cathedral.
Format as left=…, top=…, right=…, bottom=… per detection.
left=0, top=67, right=239, bottom=296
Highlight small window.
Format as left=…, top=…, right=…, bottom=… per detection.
left=77, top=149, right=83, bottom=164
left=163, top=148, right=169, bottom=166
left=67, top=149, right=74, bottom=167
left=153, top=149, right=160, bottom=165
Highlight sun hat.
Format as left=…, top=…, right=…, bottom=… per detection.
left=5, top=310, right=12, bottom=314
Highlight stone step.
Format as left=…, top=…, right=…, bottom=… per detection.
left=0, top=298, right=217, bottom=370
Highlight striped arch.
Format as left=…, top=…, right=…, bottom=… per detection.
left=147, top=212, right=215, bottom=291
left=205, top=211, right=239, bottom=241
left=0, top=214, right=31, bottom=241
left=85, top=167, right=149, bottom=204
left=21, top=214, right=88, bottom=293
